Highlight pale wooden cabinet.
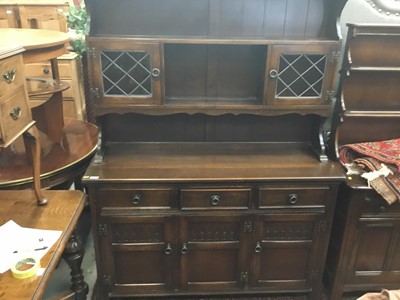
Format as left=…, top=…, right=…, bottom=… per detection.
left=25, top=52, right=87, bottom=120
left=0, top=0, right=68, bottom=32
left=0, top=46, right=34, bottom=146
left=0, top=5, right=19, bottom=28
left=0, top=1, right=87, bottom=121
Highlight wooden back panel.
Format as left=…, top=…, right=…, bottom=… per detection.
left=86, top=0, right=345, bottom=39
left=99, top=113, right=321, bottom=143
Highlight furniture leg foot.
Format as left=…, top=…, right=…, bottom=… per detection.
left=62, top=229, right=89, bottom=299
left=23, top=126, right=47, bottom=205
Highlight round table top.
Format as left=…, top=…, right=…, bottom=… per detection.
left=0, top=28, right=70, bottom=50
left=0, top=28, right=70, bottom=63
left=0, top=118, right=98, bottom=188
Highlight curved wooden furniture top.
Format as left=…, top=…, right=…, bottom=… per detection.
left=0, top=28, right=70, bottom=63
left=1, top=0, right=67, bottom=5
left=0, top=118, right=98, bottom=188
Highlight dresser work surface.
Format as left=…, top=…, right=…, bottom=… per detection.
left=84, top=142, right=343, bottom=182
left=83, top=142, right=344, bottom=299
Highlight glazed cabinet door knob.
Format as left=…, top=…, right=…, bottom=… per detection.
left=269, top=69, right=278, bottom=79
left=151, top=68, right=160, bottom=79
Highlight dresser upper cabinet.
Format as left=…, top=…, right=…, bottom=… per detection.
left=332, top=24, right=400, bottom=156
left=86, top=0, right=347, bottom=117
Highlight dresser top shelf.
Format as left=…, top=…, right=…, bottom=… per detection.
left=86, top=0, right=347, bottom=40
left=83, top=142, right=344, bottom=183
left=88, top=36, right=340, bottom=44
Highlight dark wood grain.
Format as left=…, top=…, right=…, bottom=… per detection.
left=84, top=1, right=347, bottom=298
left=84, top=142, right=343, bottom=183
left=86, top=0, right=340, bottom=39
left=328, top=24, right=400, bottom=300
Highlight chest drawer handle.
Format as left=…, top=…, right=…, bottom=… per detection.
left=131, top=194, right=142, bottom=205
left=3, top=69, right=16, bottom=83
left=43, top=68, right=50, bottom=75
left=165, top=243, right=172, bottom=255
left=10, top=106, right=22, bottom=120
left=288, top=193, right=298, bottom=205
left=210, top=195, right=221, bottom=206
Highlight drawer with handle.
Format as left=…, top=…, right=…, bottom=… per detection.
left=180, top=188, right=251, bottom=210
left=0, top=87, right=32, bottom=145
left=0, top=54, right=25, bottom=98
left=360, top=190, right=400, bottom=216
left=98, top=187, right=174, bottom=209
left=25, top=61, right=71, bottom=78
left=258, top=185, right=329, bottom=208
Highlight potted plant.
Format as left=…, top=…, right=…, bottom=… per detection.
left=66, top=4, right=88, bottom=56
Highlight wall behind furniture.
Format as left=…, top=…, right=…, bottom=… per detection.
left=340, top=0, right=400, bottom=39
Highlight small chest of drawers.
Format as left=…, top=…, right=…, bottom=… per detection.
left=0, top=47, right=33, bottom=147
left=25, top=52, right=86, bottom=120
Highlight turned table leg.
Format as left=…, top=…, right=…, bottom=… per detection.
left=62, top=230, right=89, bottom=299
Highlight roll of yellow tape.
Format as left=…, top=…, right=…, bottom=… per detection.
left=11, top=257, right=41, bottom=279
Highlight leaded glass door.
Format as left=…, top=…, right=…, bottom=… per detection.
left=89, top=39, right=162, bottom=106
left=264, top=43, right=339, bottom=105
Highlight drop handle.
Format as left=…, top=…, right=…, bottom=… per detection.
left=9, top=106, right=22, bottom=120
left=210, top=195, right=221, bottom=206
left=131, top=194, right=141, bottom=205
left=255, top=242, right=262, bottom=253
left=181, top=243, right=188, bottom=254
left=165, top=243, right=172, bottom=255
left=288, top=193, right=298, bottom=205
left=3, top=69, right=16, bottom=83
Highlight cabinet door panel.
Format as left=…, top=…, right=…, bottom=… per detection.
left=89, top=38, right=162, bottom=106
left=264, top=43, right=339, bottom=105
left=180, top=214, right=251, bottom=291
left=346, top=219, right=400, bottom=284
left=250, top=213, right=324, bottom=290
left=99, top=215, right=177, bottom=296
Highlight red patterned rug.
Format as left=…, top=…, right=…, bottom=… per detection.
left=339, top=138, right=400, bottom=204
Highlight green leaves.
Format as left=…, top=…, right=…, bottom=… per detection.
left=66, top=5, right=88, bottom=56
